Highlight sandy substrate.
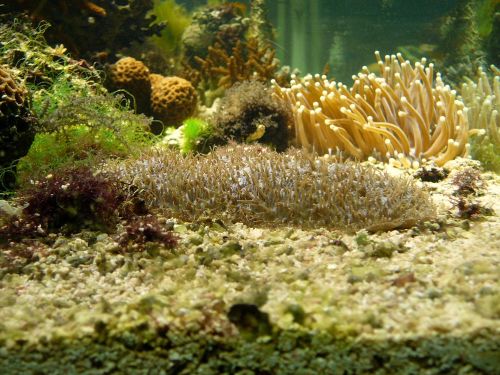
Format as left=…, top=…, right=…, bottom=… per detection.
left=0, top=159, right=499, bottom=374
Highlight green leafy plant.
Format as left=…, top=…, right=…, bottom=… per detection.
left=160, top=117, right=215, bottom=154
left=16, top=93, right=155, bottom=187
left=180, top=118, right=213, bottom=153
left=0, top=18, right=100, bottom=90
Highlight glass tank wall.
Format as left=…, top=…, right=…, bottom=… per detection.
left=176, top=0, right=497, bottom=83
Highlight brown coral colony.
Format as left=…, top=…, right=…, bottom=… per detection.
left=194, top=37, right=279, bottom=88
left=150, top=74, right=197, bottom=127
left=106, top=57, right=197, bottom=133
left=106, top=57, right=151, bottom=114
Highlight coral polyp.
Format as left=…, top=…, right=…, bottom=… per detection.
left=108, top=144, right=435, bottom=231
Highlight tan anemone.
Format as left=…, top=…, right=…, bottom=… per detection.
left=461, top=65, right=499, bottom=147
left=273, top=52, right=473, bottom=167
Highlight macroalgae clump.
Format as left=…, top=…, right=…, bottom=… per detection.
left=108, top=144, right=435, bottom=231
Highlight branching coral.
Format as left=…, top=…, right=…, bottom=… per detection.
left=107, top=144, right=435, bottom=232
left=194, top=37, right=279, bottom=89
left=0, top=66, right=26, bottom=116
left=460, top=66, right=500, bottom=172
left=273, top=52, right=473, bottom=168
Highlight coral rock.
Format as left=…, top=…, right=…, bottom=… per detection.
left=213, top=80, right=291, bottom=151
left=0, top=66, right=26, bottom=116
left=150, top=74, right=197, bottom=131
left=3, top=0, right=162, bottom=60
left=106, top=57, right=151, bottom=114
left=0, top=66, right=36, bottom=191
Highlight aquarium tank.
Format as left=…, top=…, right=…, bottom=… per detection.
left=0, top=0, right=499, bottom=374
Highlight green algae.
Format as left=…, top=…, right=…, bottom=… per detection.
left=16, top=93, right=154, bottom=186
left=1, top=331, right=499, bottom=375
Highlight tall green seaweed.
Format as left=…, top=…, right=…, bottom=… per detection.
left=148, top=0, right=192, bottom=56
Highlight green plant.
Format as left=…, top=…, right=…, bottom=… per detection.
left=469, top=140, right=500, bottom=173
left=159, top=117, right=216, bottom=154
left=180, top=118, right=213, bottom=153
left=30, top=75, right=92, bottom=120
left=16, top=93, right=155, bottom=187
left=476, top=0, right=498, bottom=38
left=0, top=18, right=100, bottom=88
